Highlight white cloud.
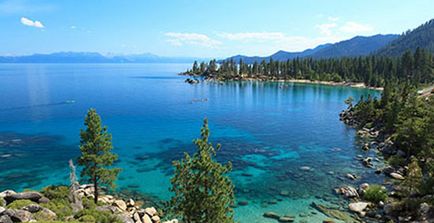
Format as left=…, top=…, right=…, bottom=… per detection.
left=20, top=17, right=44, bottom=28
left=327, top=16, right=340, bottom=22
left=316, top=23, right=337, bottom=36
left=70, top=25, right=77, bottom=29
left=165, top=32, right=221, bottom=48
left=339, top=21, right=374, bottom=34
left=218, top=32, right=287, bottom=42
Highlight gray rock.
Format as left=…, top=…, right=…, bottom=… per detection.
left=22, top=204, right=42, bottom=213
left=142, top=214, right=152, bottom=223
left=278, top=216, right=294, bottom=222
left=0, top=206, right=5, bottom=214
left=4, top=192, right=43, bottom=204
left=0, top=190, right=16, bottom=198
left=144, top=207, right=157, bottom=216
left=117, top=214, right=134, bottom=223
left=263, top=212, right=280, bottom=219
left=0, top=215, right=13, bottom=223
left=4, top=209, right=33, bottom=222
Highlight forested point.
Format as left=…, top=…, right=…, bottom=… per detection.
left=184, top=48, right=434, bottom=87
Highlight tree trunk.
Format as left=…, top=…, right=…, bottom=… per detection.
left=94, top=176, right=98, bottom=204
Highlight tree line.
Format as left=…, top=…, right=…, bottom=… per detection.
left=186, top=48, right=434, bottom=87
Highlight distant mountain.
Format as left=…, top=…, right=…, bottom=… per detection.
left=222, top=34, right=399, bottom=63
left=0, top=52, right=202, bottom=63
left=312, top=34, right=399, bottom=58
left=377, top=19, right=434, bottom=56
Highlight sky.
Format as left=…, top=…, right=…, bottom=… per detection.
left=0, top=0, right=433, bottom=58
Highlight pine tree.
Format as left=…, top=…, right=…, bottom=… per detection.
left=78, top=108, right=121, bottom=203
left=170, top=119, right=235, bottom=223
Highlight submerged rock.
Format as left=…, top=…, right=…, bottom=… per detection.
left=263, top=211, right=280, bottom=219
left=311, top=202, right=360, bottom=223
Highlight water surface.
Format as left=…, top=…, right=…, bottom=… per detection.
left=0, top=64, right=381, bottom=222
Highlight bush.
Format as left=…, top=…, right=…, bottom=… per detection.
left=364, top=184, right=388, bottom=203
left=75, top=209, right=121, bottom=223
left=6, top=199, right=37, bottom=209
left=388, top=155, right=405, bottom=167
left=41, top=198, right=73, bottom=220
left=0, top=198, right=5, bottom=207
left=42, top=186, right=69, bottom=200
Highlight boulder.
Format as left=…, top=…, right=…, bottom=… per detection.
left=151, top=215, right=161, bottom=222
left=144, top=207, right=157, bottom=216
left=300, top=166, right=311, bottom=171
left=390, top=172, right=405, bottom=180
left=346, top=173, right=357, bottom=180
left=37, top=197, right=50, bottom=204
left=263, top=212, right=280, bottom=219
left=132, top=212, right=141, bottom=223
left=4, top=209, right=33, bottom=222
left=348, top=202, right=369, bottom=214
left=3, top=192, right=43, bottom=204
left=0, top=206, right=5, bottom=214
left=114, top=200, right=127, bottom=211
left=22, top=204, right=42, bottom=213
left=278, top=216, right=294, bottom=222
left=0, top=190, right=16, bottom=198
left=126, top=199, right=135, bottom=207
left=0, top=215, right=13, bottom=223
left=237, top=201, right=248, bottom=206
left=117, top=213, right=134, bottom=223
left=96, top=205, right=118, bottom=213
left=142, top=214, right=152, bottom=223
left=336, top=186, right=359, bottom=198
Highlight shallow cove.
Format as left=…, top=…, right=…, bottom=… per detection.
left=0, top=64, right=381, bottom=222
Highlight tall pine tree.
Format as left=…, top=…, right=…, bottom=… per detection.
left=78, top=108, right=121, bottom=203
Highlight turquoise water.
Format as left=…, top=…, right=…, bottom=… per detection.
left=0, top=64, right=382, bottom=222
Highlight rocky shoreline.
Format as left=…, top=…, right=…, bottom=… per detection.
left=338, top=106, right=433, bottom=222
left=0, top=184, right=178, bottom=223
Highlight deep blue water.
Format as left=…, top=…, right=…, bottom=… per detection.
left=0, top=64, right=382, bottom=222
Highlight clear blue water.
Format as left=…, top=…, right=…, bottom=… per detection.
left=0, top=64, right=382, bottom=222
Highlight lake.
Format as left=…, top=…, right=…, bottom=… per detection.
left=0, top=63, right=382, bottom=222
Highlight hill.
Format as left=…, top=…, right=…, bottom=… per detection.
left=377, top=19, right=434, bottom=56
left=222, top=34, right=398, bottom=63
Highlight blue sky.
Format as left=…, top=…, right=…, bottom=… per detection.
left=0, top=0, right=433, bottom=58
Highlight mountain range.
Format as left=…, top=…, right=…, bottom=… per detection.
left=1, top=19, right=433, bottom=63
left=223, top=18, right=434, bottom=63
left=0, top=52, right=203, bottom=63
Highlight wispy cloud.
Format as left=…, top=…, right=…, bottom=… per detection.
left=316, top=23, right=337, bottom=36
left=20, top=17, right=44, bottom=28
left=339, top=21, right=374, bottom=34
left=165, top=32, right=221, bottom=48
left=218, top=32, right=287, bottom=42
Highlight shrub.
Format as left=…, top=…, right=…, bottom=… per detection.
left=6, top=199, right=37, bottom=209
left=364, top=184, right=388, bottom=203
left=41, top=198, right=73, bottom=220
left=42, top=186, right=69, bottom=200
left=388, top=155, right=405, bottom=167
left=75, top=209, right=121, bottom=223
left=0, top=198, right=5, bottom=207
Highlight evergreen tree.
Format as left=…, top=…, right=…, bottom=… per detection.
left=78, top=109, right=121, bottom=203
left=170, top=119, right=235, bottom=223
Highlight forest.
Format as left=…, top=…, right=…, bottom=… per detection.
left=185, top=48, right=434, bottom=87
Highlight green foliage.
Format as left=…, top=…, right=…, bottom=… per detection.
left=387, top=155, right=405, bottom=167
left=78, top=108, right=121, bottom=203
left=170, top=119, right=235, bottom=223
left=364, top=184, right=388, bottom=203
left=187, top=48, right=434, bottom=86
left=42, top=186, right=69, bottom=200
left=402, top=157, right=423, bottom=196
left=0, top=198, right=5, bottom=207
left=40, top=198, right=73, bottom=220
left=75, top=209, right=121, bottom=223
left=7, top=199, right=37, bottom=209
